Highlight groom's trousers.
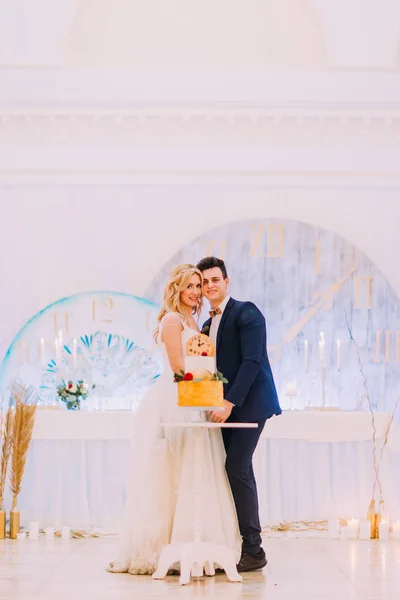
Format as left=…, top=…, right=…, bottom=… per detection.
left=222, top=416, right=267, bottom=556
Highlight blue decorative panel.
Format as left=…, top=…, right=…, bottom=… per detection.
left=0, top=292, right=162, bottom=410
left=145, top=219, right=400, bottom=412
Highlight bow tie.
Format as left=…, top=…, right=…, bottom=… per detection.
left=209, top=307, right=222, bottom=318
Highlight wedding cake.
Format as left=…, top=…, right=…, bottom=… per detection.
left=175, top=334, right=226, bottom=408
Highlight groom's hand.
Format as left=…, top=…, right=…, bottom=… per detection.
left=209, top=400, right=234, bottom=423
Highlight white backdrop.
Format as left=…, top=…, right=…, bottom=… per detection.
left=1, top=193, right=400, bottom=357
left=0, top=0, right=400, bottom=531
left=1, top=3, right=400, bottom=349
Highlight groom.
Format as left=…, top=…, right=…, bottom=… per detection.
left=196, top=256, right=281, bottom=573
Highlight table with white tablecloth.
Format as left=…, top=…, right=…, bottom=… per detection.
left=7, top=409, right=400, bottom=530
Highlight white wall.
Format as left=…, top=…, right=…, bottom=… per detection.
left=1, top=0, right=400, bottom=358
left=2, top=189, right=400, bottom=355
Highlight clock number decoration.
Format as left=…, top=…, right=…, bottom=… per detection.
left=145, top=218, right=400, bottom=412
left=0, top=291, right=162, bottom=410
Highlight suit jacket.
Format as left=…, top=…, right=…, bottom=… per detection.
left=202, top=297, right=281, bottom=422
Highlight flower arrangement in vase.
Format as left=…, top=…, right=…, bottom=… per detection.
left=56, top=379, right=93, bottom=410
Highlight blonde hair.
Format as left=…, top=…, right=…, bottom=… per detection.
left=154, top=264, right=203, bottom=340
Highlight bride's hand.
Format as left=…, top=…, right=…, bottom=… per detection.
left=209, top=400, right=233, bottom=423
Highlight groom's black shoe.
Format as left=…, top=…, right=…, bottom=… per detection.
left=237, top=549, right=267, bottom=573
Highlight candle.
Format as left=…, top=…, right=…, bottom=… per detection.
left=285, top=382, right=297, bottom=410
left=72, top=338, right=77, bottom=369
left=319, top=339, right=325, bottom=367
left=328, top=519, right=340, bottom=538
left=379, top=519, right=390, bottom=540
left=304, top=340, right=308, bottom=371
left=359, top=520, right=371, bottom=540
left=347, top=518, right=359, bottom=538
left=54, top=339, right=60, bottom=366
left=18, top=341, right=24, bottom=365
left=61, top=526, right=70, bottom=540
left=29, top=521, right=39, bottom=539
left=45, top=526, right=54, bottom=540
left=391, top=520, right=400, bottom=540
left=17, top=532, right=26, bottom=540
left=336, top=339, right=341, bottom=371
left=340, top=526, right=350, bottom=539
left=40, top=337, right=45, bottom=367
left=285, top=382, right=297, bottom=396
left=58, top=329, right=63, bottom=363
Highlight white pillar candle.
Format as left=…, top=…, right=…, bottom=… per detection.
left=391, top=520, right=400, bottom=540
left=358, top=520, right=371, bottom=540
left=58, top=329, right=63, bottom=362
left=285, top=382, right=297, bottom=396
left=54, top=339, right=60, bottom=366
left=29, top=521, right=39, bottom=539
left=17, top=532, right=26, bottom=540
left=72, top=338, right=77, bottom=369
left=18, top=341, right=24, bottom=365
left=347, top=518, right=359, bottom=538
left=61, top=526, right=70, bottom=540
left=336, top=338, right=341, bottom=371
left=328, top=519, right=340, bottom=538
left=304, top=340, right=308, bottom=371
left=40, top=337, right=45, bottom=367
left=319, top=339, right=325, bottom=367
left=379, top=520, right=390, bottom=540
left=45, top=526, right=54, bottom=540
left=340, top=526, right=350, bottom=539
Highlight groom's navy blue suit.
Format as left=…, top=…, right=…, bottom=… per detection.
left=203, top=297, right=281, bottom=555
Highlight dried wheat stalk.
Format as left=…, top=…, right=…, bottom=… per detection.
left=0, top=408, right=16, bottom=507
left=9, top=385, right=37, bottom=509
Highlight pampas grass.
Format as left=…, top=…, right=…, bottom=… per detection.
left=9, top=382, right=37, bottom=510
left=0, top=405, right=15, bottom=509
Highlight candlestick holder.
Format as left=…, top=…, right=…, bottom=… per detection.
left=10, top=508, right=20, bottom=539
left=0, top=508, right=5, bottom=539
left=368, top=513, right=381, bottom=539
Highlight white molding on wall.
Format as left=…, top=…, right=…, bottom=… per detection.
left=1, top=69, right=399, bottom=185
left=1, top=172, right=400, bottom=188
left=0, top=109, right=400, bottom=132
left=1, top=70, right=400, bottom=105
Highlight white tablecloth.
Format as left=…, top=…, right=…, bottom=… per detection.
left=31, top=408, right=400, bottom=447
left=7, top=409, right=400, bottom=530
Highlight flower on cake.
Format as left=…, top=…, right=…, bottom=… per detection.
left=173, top=369, right=227, bottom=384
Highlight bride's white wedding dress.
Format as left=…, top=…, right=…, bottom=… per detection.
left=108, top=314, right=240, bottom=575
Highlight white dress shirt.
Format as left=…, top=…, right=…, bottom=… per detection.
left=209, top=295, right=231, bottom=347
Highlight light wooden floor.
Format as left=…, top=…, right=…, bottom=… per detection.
left=1, top=535, right=400, bottom=599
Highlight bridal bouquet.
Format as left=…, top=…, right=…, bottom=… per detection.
left=56, top=379, right=92, bottom=410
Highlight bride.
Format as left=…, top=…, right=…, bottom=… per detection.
left=108, top=263, right=240, bottom=575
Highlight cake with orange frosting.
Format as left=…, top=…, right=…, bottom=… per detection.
left=174, top=334, right=226, bottom=408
